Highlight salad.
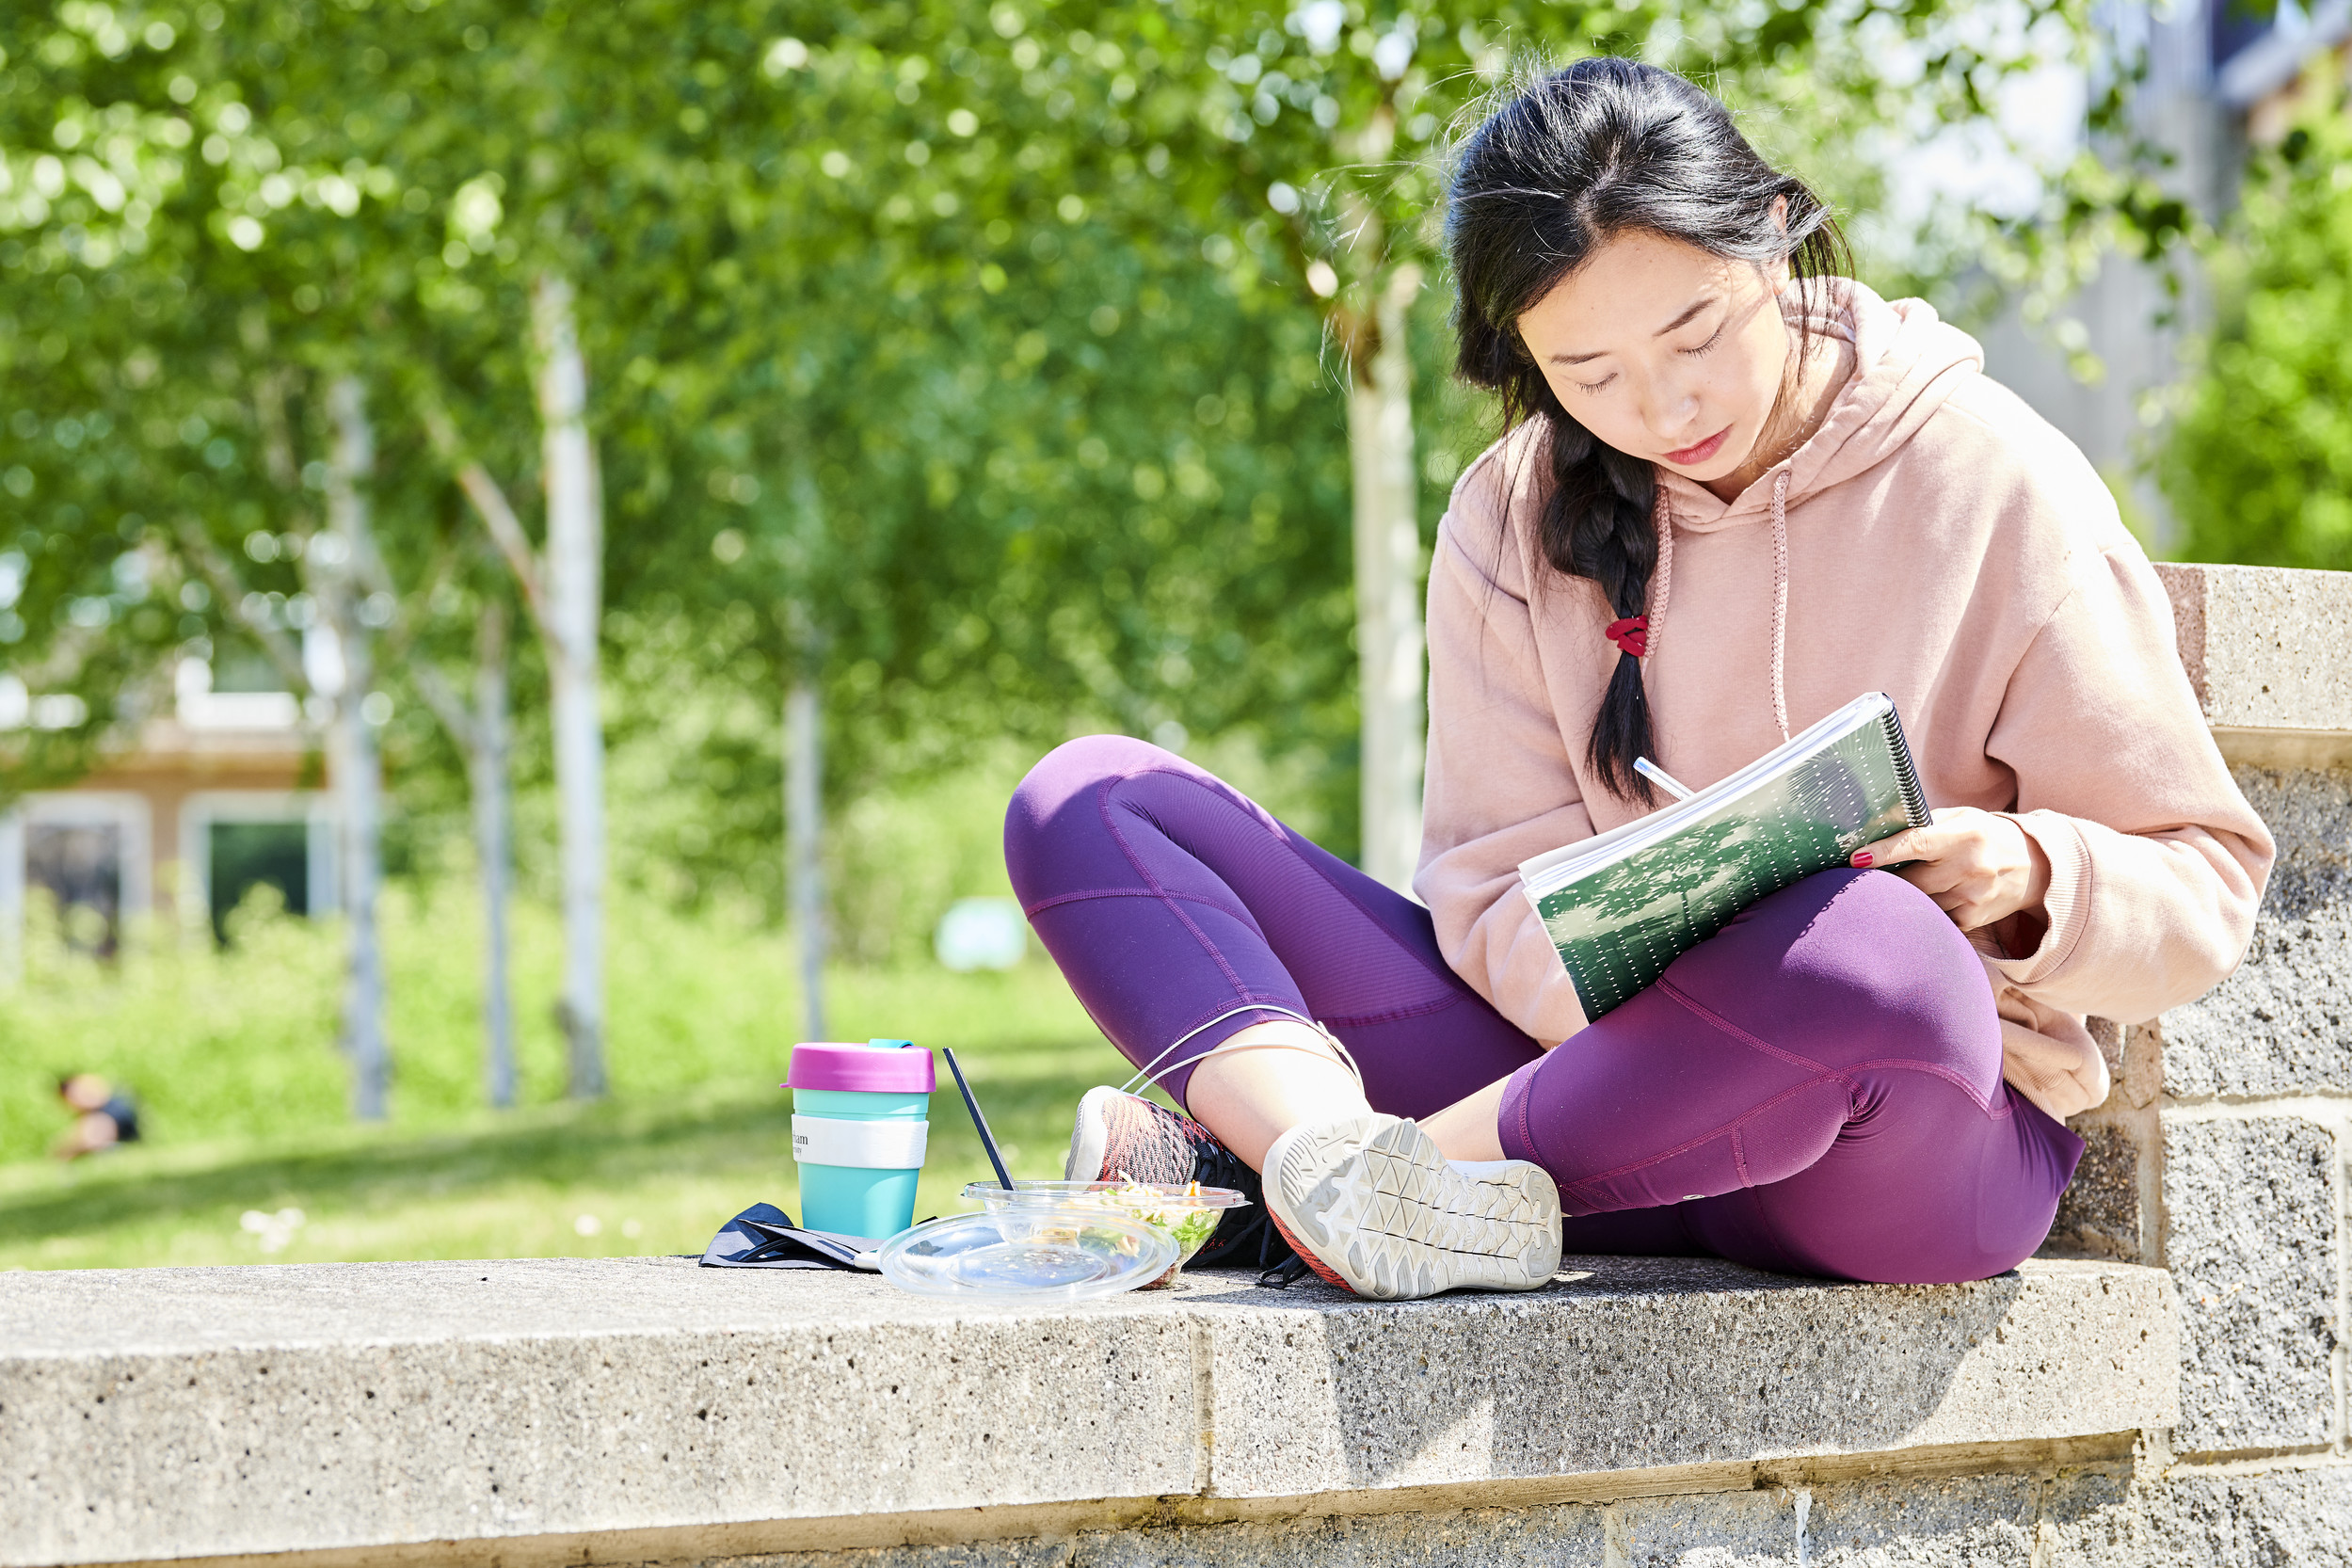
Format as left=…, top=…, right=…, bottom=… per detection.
left=1099, top=1177, right=1224, bottom=1256
left=961, top=1178, right=1248, bottom=1288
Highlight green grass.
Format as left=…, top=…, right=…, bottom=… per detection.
left=0, top=1036, right=1128, bottom=1272
left=0, top=884, right=1152, bottom=1271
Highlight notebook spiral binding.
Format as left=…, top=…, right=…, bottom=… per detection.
left=1880, top=705, right=1932, bottom=830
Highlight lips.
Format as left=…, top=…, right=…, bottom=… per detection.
left=1664, top=425, right=1732, bottom=467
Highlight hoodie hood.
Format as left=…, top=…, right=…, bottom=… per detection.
left=1656, top=280, right=1986, bottom=533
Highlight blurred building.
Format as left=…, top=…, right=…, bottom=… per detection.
left=0, top=656, right=334, bottom=955
left=1977, top=0, right=2351, bottom=548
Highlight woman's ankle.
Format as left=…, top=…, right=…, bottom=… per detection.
left=1186, top=1022, right=1369, bottom=1171
left=1420, top=1075, right=1512, bottom=1162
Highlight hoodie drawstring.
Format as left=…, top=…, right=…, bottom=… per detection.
left=1768, top=467, right=1791, bottom=742
left=1646, top=468, right=1789, bottom=743
left=1647, top=485, right=1674, bottom=661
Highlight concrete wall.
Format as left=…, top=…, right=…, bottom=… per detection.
left=2043, top=564, right=2352, bottom=1525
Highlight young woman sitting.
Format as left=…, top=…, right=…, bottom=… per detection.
left=1004, top=58, right=2273, bottom=1299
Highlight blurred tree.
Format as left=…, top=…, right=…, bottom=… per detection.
left=564, top=10, right=1371, bottom=1020
left=2161, top=82, right=2352, bottom=572
left=878, top=0, right=2181, bottom=888
left=0, top=0, right=2211, bottom=1085
left=374, top=556, right=520, bottom=1111
left=0, top=38, right=194, bottom=795
left=0, top=6, right=431, bottom=1114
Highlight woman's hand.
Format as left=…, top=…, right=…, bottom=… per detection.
left=1850, top=807, right=2051, bottom=937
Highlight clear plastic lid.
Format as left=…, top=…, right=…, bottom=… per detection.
left=876, top=1208, right=1179, bottom=1302
left=960, top=1179, right=1249, bottom=1212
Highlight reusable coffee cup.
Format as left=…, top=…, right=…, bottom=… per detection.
left=786, top=1039, right=936, bottom=1239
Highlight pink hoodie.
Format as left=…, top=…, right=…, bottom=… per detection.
left=1417, top=280, right=2274, bottom=1119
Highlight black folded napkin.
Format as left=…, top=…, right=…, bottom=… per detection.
left=700, top=1202, right=887, bottom=1271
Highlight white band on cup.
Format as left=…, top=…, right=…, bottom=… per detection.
left=792, top=1114, right=928, bottom=1170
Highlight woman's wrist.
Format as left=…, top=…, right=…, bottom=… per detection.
left=1852, top=806, right=2057, bottom=938
left=1995, top=815, right=2054, bottom=956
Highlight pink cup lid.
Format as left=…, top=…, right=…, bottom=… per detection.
left=785, top=1040, right=936, bottom=1093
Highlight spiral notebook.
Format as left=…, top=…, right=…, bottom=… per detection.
left=1519, top=692, right=1930, bottom=1021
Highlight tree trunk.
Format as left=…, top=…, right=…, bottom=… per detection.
left=322, top=376, right=389, bottom=1121
left=1345, top=264, right=1426, bottom=892
left=786, top=677, right=826, bottom=1042
left=472, top=600, right=515, bottom=1110
left=535, top=274, right=607, bottom=1099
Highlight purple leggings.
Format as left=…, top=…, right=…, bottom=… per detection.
left=1004, top=736, right=2083, bottom=1285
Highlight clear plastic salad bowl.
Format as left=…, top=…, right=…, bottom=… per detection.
left=876, top=1208, right=1177, bottom=1302
left=961, top=1179, right=1250, bottom=1288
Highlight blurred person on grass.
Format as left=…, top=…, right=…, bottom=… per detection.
left=52, top=1074, right=141, bottom=1161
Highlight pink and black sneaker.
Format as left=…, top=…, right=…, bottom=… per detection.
left=1063, top=1086, right=1289, bottom=1272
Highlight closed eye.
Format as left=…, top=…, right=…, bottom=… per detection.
left=1680, top=321, right=1726, bottom=357
left=1574, top=372, right=1616, bottom=394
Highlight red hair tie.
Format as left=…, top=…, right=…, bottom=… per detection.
left=1605, top=616, right=1648, bottom=658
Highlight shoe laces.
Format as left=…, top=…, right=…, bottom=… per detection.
left=1255, top=1252, right=1315, bottom=1289
left=1193, top=1192, right=1305, bottom=1276
left=1182, top=1128, right=1255, bottom=1193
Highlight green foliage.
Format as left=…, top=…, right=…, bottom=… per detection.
left=2161, top=94, right=2352, bottom=571
left=596, top=610, right=1042, bottom=962
left=0, top=2, right=2176, bottom=847
left=0, top=891, right=347, bottom=1160
left=829, top=760, right=1030, bottom=967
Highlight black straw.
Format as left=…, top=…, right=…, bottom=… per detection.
left=942, top=1047, right=1015, bottom=1191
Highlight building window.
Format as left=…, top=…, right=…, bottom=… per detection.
left=177, top=792, right=335, bottom=941
left=208, top=819, right=312, bottom=941
left=25, top=821, right=123, bottom=955
left=5, top=794, right=151, bottom=959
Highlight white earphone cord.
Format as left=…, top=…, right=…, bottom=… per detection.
left=1117, top=1003, right=1364, bottom=1100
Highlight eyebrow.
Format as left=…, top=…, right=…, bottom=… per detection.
left=1550, top=295, right=1719, bottom=366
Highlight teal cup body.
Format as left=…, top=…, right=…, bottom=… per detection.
left=785, top=1040, right=936, bottom=1238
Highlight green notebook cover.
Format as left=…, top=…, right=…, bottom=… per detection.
left=1518, top=692, right=1931, bottom=1021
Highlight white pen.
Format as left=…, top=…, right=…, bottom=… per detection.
left=1634, top=756, right=1697, bottom=801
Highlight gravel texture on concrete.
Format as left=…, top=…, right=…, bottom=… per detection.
left=2161, top=765, right=2352, bottom=1099
left=2161, top=1114, right=2340, bottom=1452
left=2155, top=562, right=2352, bottom=736
left=2047, top=1122, right=2141, bottom=1260
left=723, top=1461, right=2352, bottom=1566
left=2039, top=1463, right=2352, bottom=1567
left=0, top=1253, right=2174, bottom=1566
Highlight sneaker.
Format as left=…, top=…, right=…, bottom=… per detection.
left=1063, top=1086, right=1291, bottom=1272
left=1262, top=1113, right=1562, bottom=1300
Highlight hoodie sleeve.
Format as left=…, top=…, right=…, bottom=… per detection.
left=1415, top=515, right=1594, bottom=1046
left=1981, top=544, right=2275, bottom=1022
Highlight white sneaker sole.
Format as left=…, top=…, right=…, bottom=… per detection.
left=1264, top=1114, right=1562, bottom=1300
left=1064, top=1085, right=1121, bottom=1181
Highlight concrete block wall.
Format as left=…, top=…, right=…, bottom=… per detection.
left=2048, top=565, right=2352, bottom=1480
left=727, top=1456, right=2352, bottom=1567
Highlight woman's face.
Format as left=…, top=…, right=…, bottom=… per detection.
left=1515, top=228, right=1793, bottom=488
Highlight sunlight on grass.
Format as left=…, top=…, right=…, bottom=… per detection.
left=0, top=887, right=1148, bottom=1271
left=0, top=1043, right=1134, bottom=1271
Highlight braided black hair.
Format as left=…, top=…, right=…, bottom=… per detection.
left=1446, top=57, right=1848, bottom=800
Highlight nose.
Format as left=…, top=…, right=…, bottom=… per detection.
left=1642, top=376, right=1704, bottom=446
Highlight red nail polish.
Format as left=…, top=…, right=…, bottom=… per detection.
left=1852, top=853, right=1874, bottom=868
